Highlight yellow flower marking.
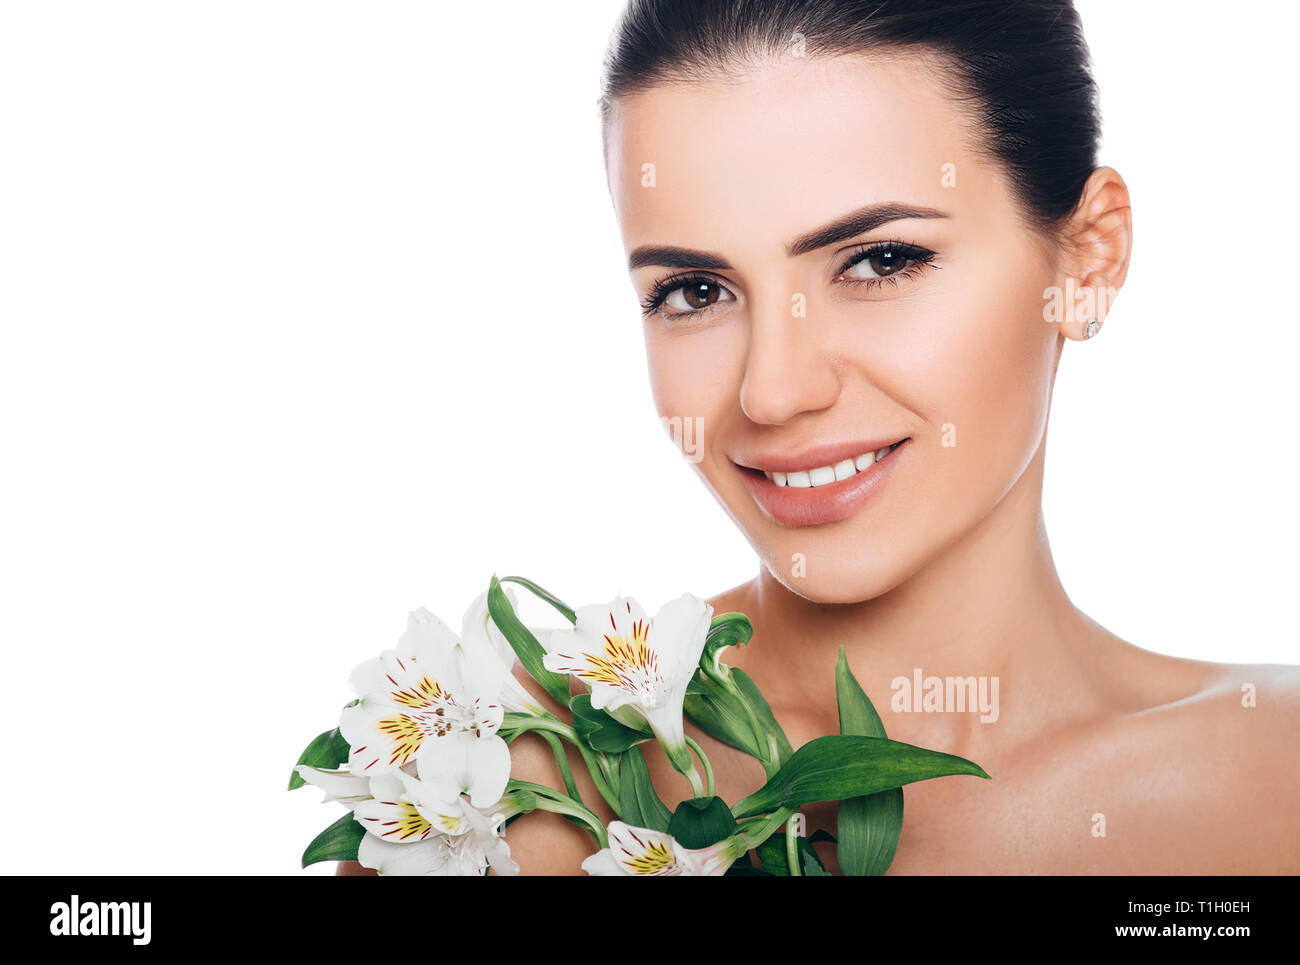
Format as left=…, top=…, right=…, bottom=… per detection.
left=368, top=800, right=433, bottom=842
left=435, top=812, right=464, bottom=834
left=620, top=835, right=680, bottom=875
left=389, top=674, right=444, bottom=710
left=375, top=713, right=429, bottom=766
left=576, top=616, right=661, bottom=697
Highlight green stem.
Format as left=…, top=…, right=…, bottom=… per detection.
left=507, top=780, right=608, bottom=848
left=685, top=765, right=706, bottom=798
left=537, top=729, right=580, bottom=801
left=684, top=734, right=715, bottom=797
left=502, top=714, right=622, bottom=816
left=785, top=812, right=803, bottom=877
left=502, top=713, right=577, bottom=741
left=575, top=743, right=622, bottom=816
left=732, top=805, right=797, bottom=852
left=664, top=737, right=706, bottom=798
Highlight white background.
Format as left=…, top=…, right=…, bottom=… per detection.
left=0, top=1, right=1295, bottom=874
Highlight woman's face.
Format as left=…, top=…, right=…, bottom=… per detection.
left=605, top=53, right=1064, bottom=603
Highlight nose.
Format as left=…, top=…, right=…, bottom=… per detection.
left=739, top=292, right=841, bottom=425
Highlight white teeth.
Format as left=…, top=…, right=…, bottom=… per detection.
left=808, top=465, right=837, bottom=486
left=763, top=442, right=902, bottom=487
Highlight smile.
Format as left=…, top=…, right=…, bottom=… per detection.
left=735, top=437, right=911, bottom=526
left=761, top=440, right=905, bottom=488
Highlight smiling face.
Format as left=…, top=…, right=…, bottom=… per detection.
left=605, top=52, right=1068, bottom=604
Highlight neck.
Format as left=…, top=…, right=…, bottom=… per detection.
left=737, top=441, right=1102, bottom=757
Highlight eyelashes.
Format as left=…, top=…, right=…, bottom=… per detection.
left=838, top=239, right=937, bottom=284
left=639, top=272, right=733, bottom=319
left=639, top=239, right=939, bottom=322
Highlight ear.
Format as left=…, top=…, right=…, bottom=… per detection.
left=1055, top=166, right=1132, bottom=340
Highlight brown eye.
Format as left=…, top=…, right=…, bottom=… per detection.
left=866, top=248, right=905, bottom=275
left=673, top=281, right=721, bottom=310
left=848, top=247, right=909, bottom=278
left=840, top=241, right=935, bottom=282
left=650, top=275, right=733, bottom=317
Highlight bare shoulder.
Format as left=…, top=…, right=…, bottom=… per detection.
left=1164, top=660, right=1300, bottom=762
left=1081, top=656, right=1300, bottom=872
left=498, top=730, right=606, bottom=875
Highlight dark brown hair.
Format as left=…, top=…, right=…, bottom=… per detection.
left=599, top=0, right=1102, bottom=231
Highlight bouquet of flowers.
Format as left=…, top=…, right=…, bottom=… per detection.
left=289, top=575, right=988, bottom=875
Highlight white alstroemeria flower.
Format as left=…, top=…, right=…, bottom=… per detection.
left=295, top=767, right=468, bottom=837
left=353, top=772, right=468, bottom=840
left=339, top=606, right=510, bottom=798
left=582, top=821, right=739, bottom=876
left=543, top=593, right=713, bottom=764
left=462, top=587, right=549, bottom=717
left=297, top=765, right=520, bottom=875
left=358, top=793, right=519, bottom=876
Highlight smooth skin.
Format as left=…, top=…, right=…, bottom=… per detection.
left=341, top=51, right=1299, bottom=876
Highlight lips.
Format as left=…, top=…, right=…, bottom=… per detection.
left=735, top=437, right=911, bottom=526
left=761, top=440, right=905, bottom=489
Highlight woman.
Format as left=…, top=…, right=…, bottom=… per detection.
left=344, top=0, right=1300, bottom=875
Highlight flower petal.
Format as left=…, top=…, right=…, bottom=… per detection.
left=414, top=733, right=511, bottom=808
left=647, top=593, right=713, bottom=682
left=580, top=849, right=624, bottom=876
left=603, top=821, right=686, bottom=875
left=544, top=597, right=663, bottom=712
left=340, top=701, right=436, bottom=775
left=462, top=587, right=518, bottom=670
left=294, top=766, right=371, bottom=808
left=357, top=833, right=447, bottom=875
left=354, top=794, right=438, bottom=843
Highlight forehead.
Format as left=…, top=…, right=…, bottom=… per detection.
left=606, top=52, right=999, bottom=253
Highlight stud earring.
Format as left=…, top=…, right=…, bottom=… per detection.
left=1082, top=317, right=1101, bottom=339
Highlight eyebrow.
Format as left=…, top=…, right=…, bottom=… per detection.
left=626, top=202, right=950, bottom=271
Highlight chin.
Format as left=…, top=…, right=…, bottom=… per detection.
left=756, top=541, right=912, bottom=605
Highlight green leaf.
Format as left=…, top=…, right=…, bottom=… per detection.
left=616, top=746, right=672, bottom=832
left=732, top=668, right=795, bottom=767
left=487, top=574, right=570, bottom=707
left=834, top=646, right=905, bottom=876
left=803, top=851, right=831, bottom=875
left=667, top=796, right=738, bottom=849
left=570, top=694, right=651, bottom=753
left=700, top=612, right=753, bottom=677
left=288, top=726, right=351, bottom=790
left=499, top=575, right=576, bottom=625
left=683, top=689, right=763, bottom=760
left=755, top=833, right=829, bottom=876
left=732, top=735, right=989, bottom=819
left=301, top=812, right=364, bottom=868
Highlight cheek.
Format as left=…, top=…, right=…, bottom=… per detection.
left=949, top=271, right=1057, bottom=477
left=643, top=323, right=746, bottom=439
left=884, top=251, right=1057, bottom=504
